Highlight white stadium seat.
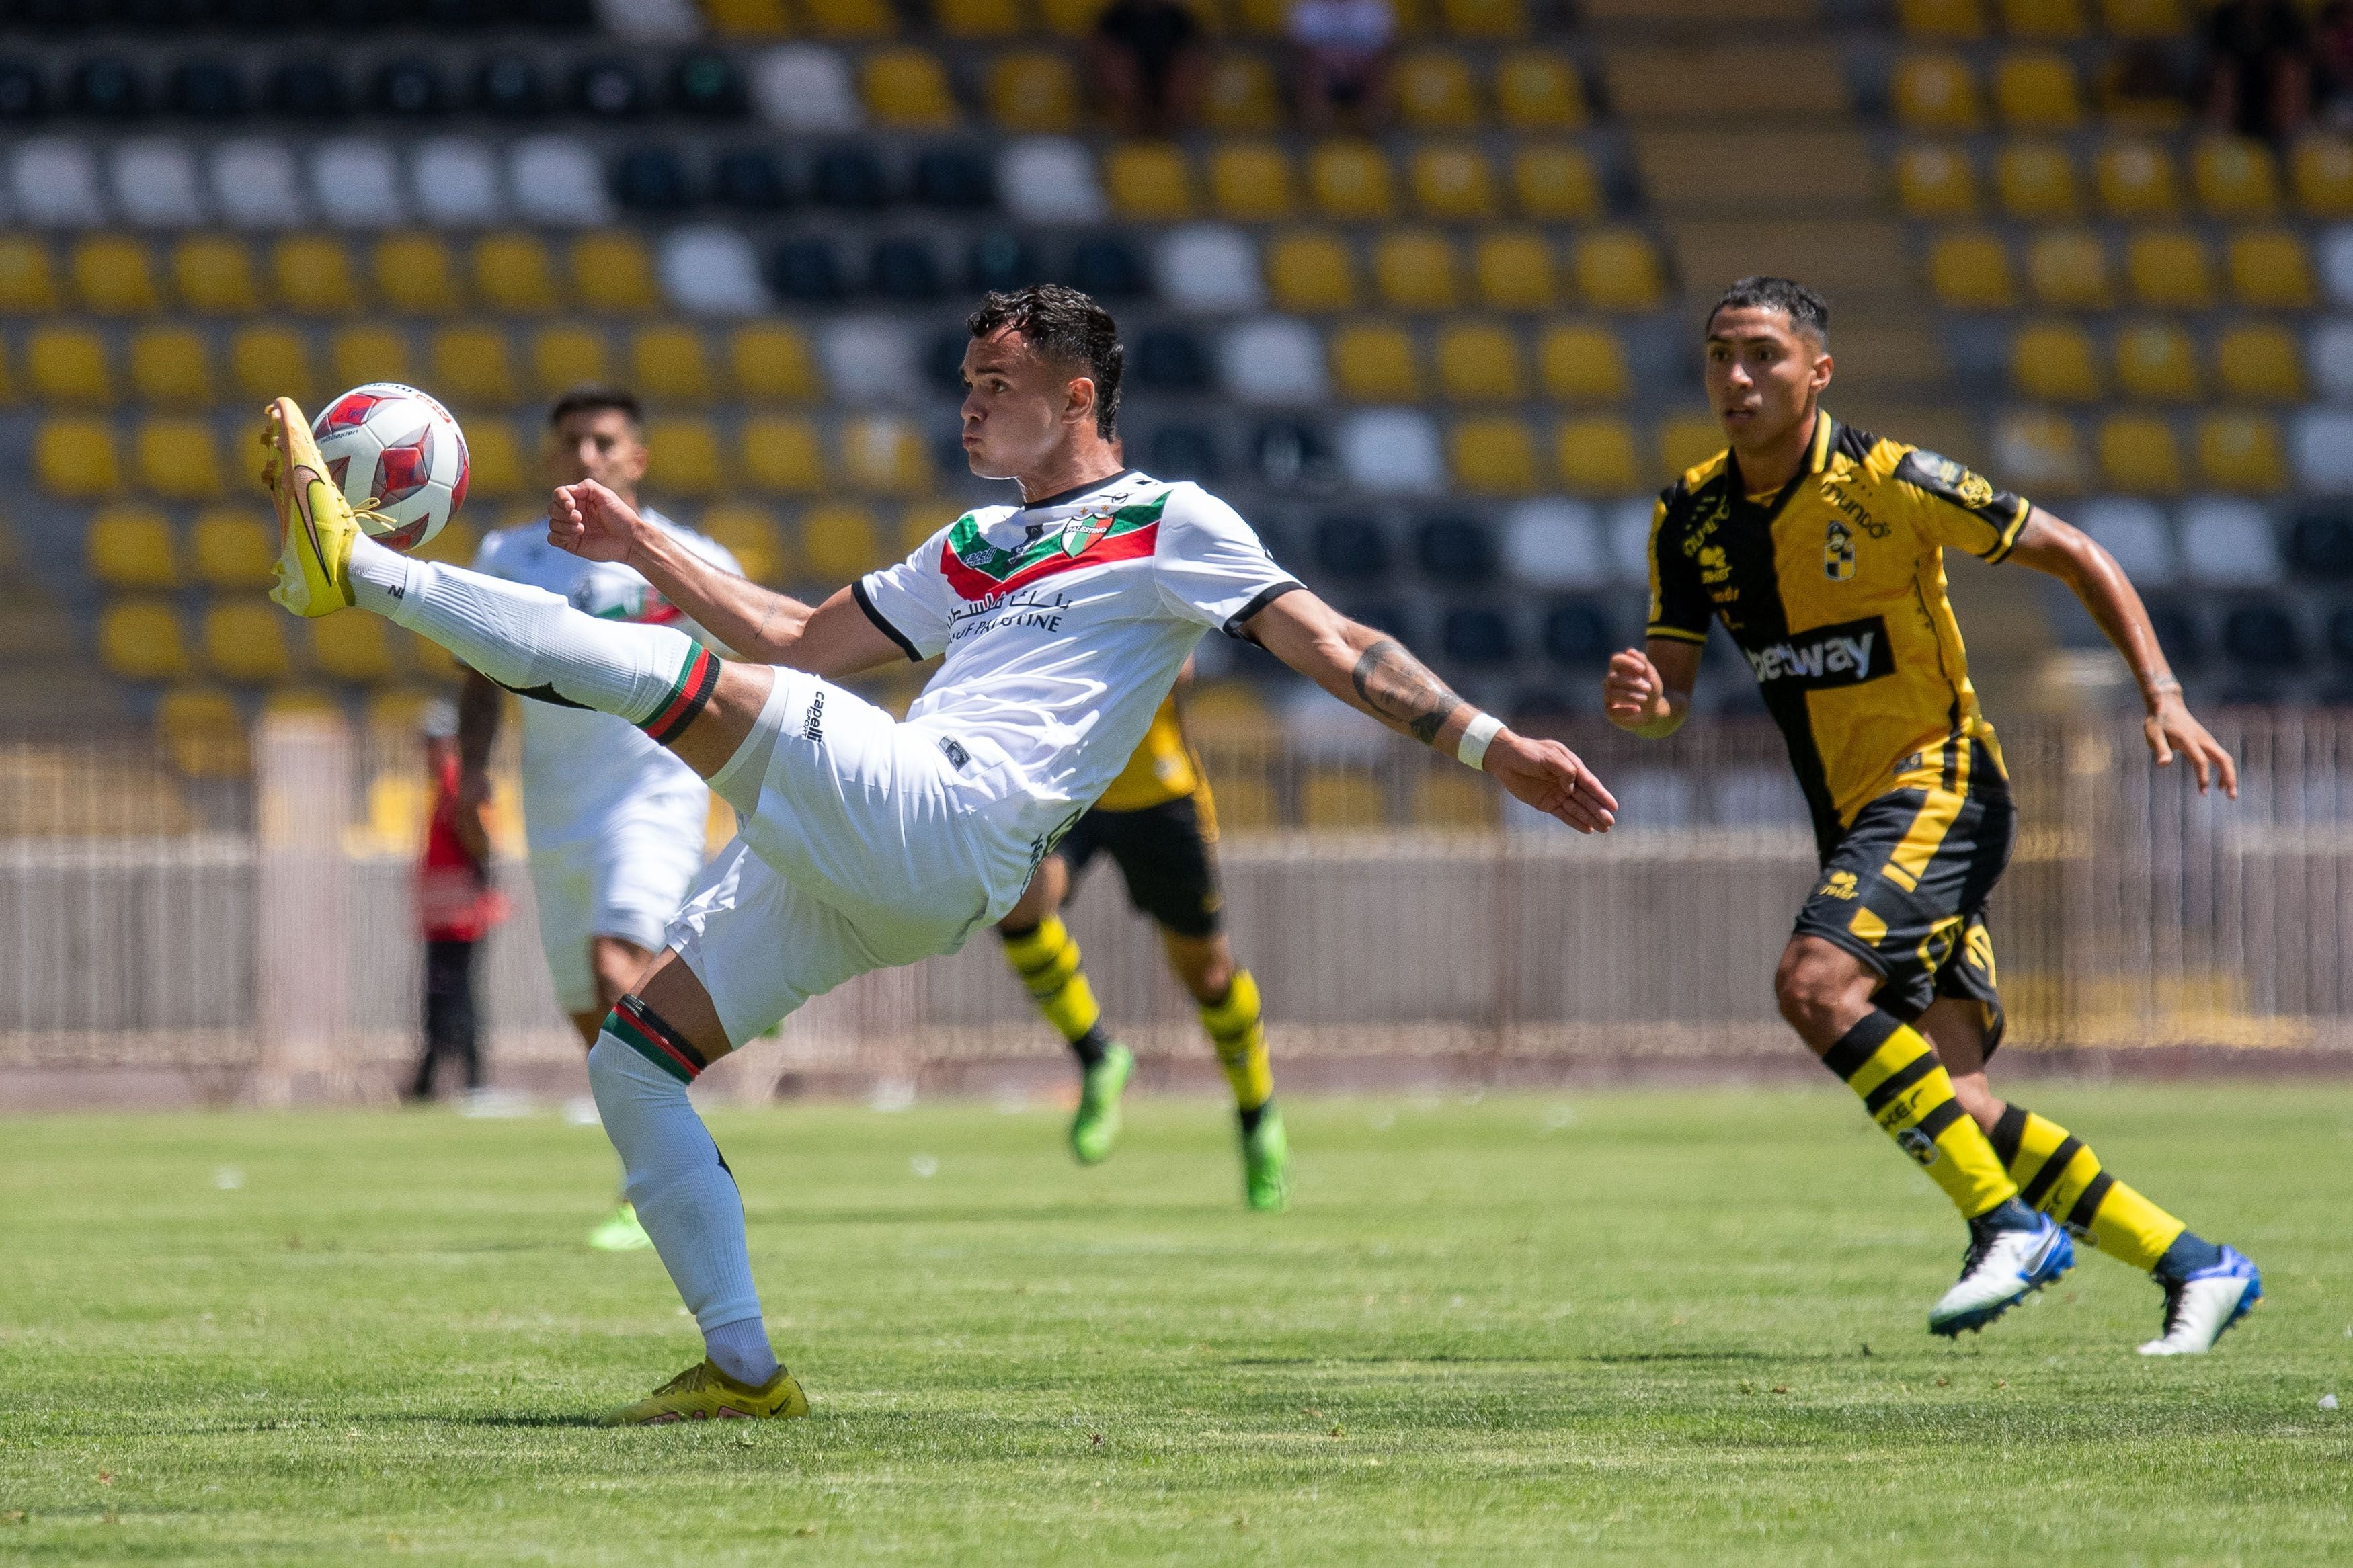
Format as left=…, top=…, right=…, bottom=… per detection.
left=659, top=225, right=769, bottom=317
left=2074, top=497, right=2177, bottom=587
left=311, top=139, right=407, bottom=229
left=753, top=47, right=863, bottom=132
left=508, top=136, right=614, bottom=226
left=1218, top=317, right=1327, bottom=404
left=1000, top=138, right=1105, bottom=224
left=593, top=0, right=704, bottom=40
left=411, top=139, right=505, bottom=228
left=1156, top=224, right=1264, bottom=313
left=1338, top=409, right=1445, bottom=494
left=211, top=140, right=306, bottom=229
left=820, top=316, right=920, bottom=407
left=2310, top=319, right=2353, bottom=403
left=2322, top=225, right=2353, bottom=307
left=111, top=140, right=206, bottom=228
left=2176, top=497, right=2282, bottom=586
left=1501, top=499, right=1607, bottom=588
left=2294, top=409, right=2353, bottom=492
left=1606, top=496, right=1656, bottom=585
left=13, top=139, right=105, bottom=226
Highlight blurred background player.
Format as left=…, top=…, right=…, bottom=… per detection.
left=460, top=386, right=742, bottom=1251
left=995, top=664, right=1290, bottom=1210
left=407, top=700, right=506, bottom=1104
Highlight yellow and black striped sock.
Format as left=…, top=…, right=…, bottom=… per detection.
left=1000, top=916, right=1109, bottom=1066
left=1200, top=969, right=1273, bottom=1130
left=1989, top=1106, right=2186, bottom=1271
left=1821, top=1011, right=2018, bottom=1220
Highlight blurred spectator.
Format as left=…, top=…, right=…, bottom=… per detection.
left=2317, top=2, right=2353, bottom=128
left=409, top=701, right=507, bottom=1103
left=2204, top=0, right=2314, bottom=142
left=1088, top=0, right=1208, bottom=135
left=1285, top=0, right=1395, bottom=131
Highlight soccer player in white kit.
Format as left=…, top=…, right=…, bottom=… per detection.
left=458, top=388, right=742, bottom=1253
left=262, top=286, right=1618, bottom=1422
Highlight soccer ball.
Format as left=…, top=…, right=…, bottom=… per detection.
left=310, top=383, right=470, bottom=552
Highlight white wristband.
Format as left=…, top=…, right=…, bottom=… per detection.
left=1455, top=712, right=1503, bottom=771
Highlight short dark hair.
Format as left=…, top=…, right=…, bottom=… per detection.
left=967, top=284, right=1123, bottom=438
left=1706, top=276, right=1829, bottom=346
left=547, top=384, right=644, bottom=431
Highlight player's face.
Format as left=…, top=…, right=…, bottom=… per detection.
left=1704, top=307, right=1831, bottom=451
left=959, top=328, right=1096, bottom=481
left=547, top=407, right=650, bottom=494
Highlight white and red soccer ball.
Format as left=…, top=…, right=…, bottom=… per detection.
left=310, top=383, right=470, bottom=552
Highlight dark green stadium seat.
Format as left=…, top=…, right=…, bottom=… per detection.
left=672, top=51, right=748, bottom=118
left=1147, top=425, right=1221, bottom=481
left=68, top=56, right=144, bottom=117
left=914, top=147, right=994, bottom=209
left=2288, top=505, right=2353, bottom=581
left=169, top=58, right=245, bottom=118
left=1415, top=515, right=1495, bottom=585
left=869, top=238, right=944, bottom=300
left=813, top=147, right=890, bottom=209
left=271, top=57, right=347, bottom=118
left=1252, top=420, right=1333, bottom=489
left=0, top=59, right=41, bottom=120
left=612, top=147, right=696, bottom=213
left=764, top=239, right=844, bottom=303
left=1313, top=515, right=1390, bottom=581
left=1442, top=606, right=1515, bottom=666
left=967, top=231, right=1044, bottom=292
left=475, top=54, right=548, bottom=118
left=1134, top=328, right=1211, bottom=392
left=1542, top=598, right=1613, bottom=666
left=715, top=149, right=790, bottom=211
left=2221, top=602, right=2301, bottom=671
left=372, top=58, right=447, bottom=118
left=1068, top=237, right=1146, bottom=299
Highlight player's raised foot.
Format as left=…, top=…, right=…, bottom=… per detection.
left=1068, top=1042, right=1133, bottom=1165
left=258, top=396, right=356, bottom=617
left=1928, top=1204, right=2073, bottom=1338
left=598, top=1358, right=809, bottom=1425
left=2139, top=1245, right=2262, bottom=1356
left=588, top=1201, right=655, bottom=1253
left=1241, top=1105, right=1290, bottom=1212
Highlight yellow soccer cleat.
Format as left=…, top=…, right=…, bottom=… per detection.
left=258, top=396, right=356, bottom=617
left=598, top=1359, right=811, bottom=1426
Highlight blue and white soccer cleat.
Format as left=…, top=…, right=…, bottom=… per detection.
left=1928, top=1208, right=2074, bottom=1337
left=2138, top=1245, right=2262, bottom=1356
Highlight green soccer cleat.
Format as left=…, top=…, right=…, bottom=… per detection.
left=1068, top=1042, right=1133, bottom=1165
left=589, top=1202, right=655, bottom=1253
left=1242, top=1105, right=1291, bottom=1212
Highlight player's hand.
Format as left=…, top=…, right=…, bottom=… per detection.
left=549, top=479, right=643, bottom=563
left=1484, top=731, right=1618, bottom=833
left=2145, top=692, right=2238, bottom=798
left=1603, top=647, right=1673, bottom=733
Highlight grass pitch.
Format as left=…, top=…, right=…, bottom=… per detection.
left=3, top=1082, right=2348, bottom=1565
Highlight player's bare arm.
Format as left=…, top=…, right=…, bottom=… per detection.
left=453, top=666, right=502, bottom=821
left=1246, top=589, right=1618, bottom=833
left=2004, top=508, right=2239, bottom=798
left=1603, top=641, right=1702, bottom=740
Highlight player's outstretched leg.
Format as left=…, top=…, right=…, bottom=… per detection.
left=1000, top=915, right=1133, bottom=1164
left=1987, top=1106, right=2262, bottom=1354
left=1199, top=971, right=1289, bottom=1211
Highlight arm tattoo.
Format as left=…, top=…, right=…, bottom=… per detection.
left=1349, top=636, right=1466, bottom=747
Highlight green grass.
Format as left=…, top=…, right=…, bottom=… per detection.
left=2, top=1083, right=2349, bottom=1565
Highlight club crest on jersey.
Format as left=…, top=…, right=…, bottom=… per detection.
left=1061, top=511, right=1117, bottom=557
left=1825, top=519, right=1856, bottom=581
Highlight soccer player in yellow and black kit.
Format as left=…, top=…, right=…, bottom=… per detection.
left=1604, top=277, right=2260, bottom=1354
left=995, top=676, right=1289, bottom=1210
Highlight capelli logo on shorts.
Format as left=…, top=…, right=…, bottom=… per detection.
left=801, top=690, right=824, bottom=744
left=1741, top=616, right=1893, bottom=691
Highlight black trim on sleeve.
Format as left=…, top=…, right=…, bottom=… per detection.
left=851, top=578, right=923, bottom=663
left=1222, top=580, right=1306, bottom=641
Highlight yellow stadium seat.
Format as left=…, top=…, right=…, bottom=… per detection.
left=2227, top=229, right=2313, bottom=309
left=632, top=325, right=715, bottom=404
left=28, top=327, right=114, bottom=407
left=1511, top=145, right=1599, bottom=220
left=461, top=422, right=522, bottom=501
left=0, top=236, right=58, bottom=312
left=1372, top=231, right=1458, bottom=311
left=2095, top=413, right=2182, bottom=495
left=1441, top=0, right=1522, bottom=38
left=129, top=328, right=214, bottom=407
left=1451, top=417, right=1538, bottom=493
left=1538, top=323, right=1628, bottom=402
left=272, top=235, right=362, bottom=315
left=2026, top=229, right=2112, bottom=308
left=2190, top=137, right=2280, bottom=218
left=2112, top=320, right=2200, bottom=402
left=1995, top=141, right=2080, bottom=218
left=1994, top=51, right=2080, bottom=130
left=230, top=326, right=313, bottom=404
left=699, top=502, right=787, bottom=584
left=1203, top=54, right=1282, bottom=132
left=2124, top=229, right=2212, bottom=308
left=1435, top=321, right=1523, bottom=402
left=741, top=415, right=826, bottom=493
left=1556, top=415, right=1640, bottom=494
left=310, top=612, right=399, bottom=684
left=1396, top=50, right=1480, bottom=130
left=1575, top=231, right=1665, bottom=313
left=1657, top=414, right=1724, bottom=482
left=988, top=52, right=1079, bottom=132
left=936, top=0, right=1025, bottom=36
left=804, top=0, right=894, bottom=36
left=2011, top=319, right=2102, bottom=401
left=2196, top=413, right=2285, bottom=492
left=1309, top=141, right=1396, bottom=220
left=172, top=236, right=260, bottom=314
left=204, top=599, right=292, bottom=684
left=99, top=600, right=190, bottom=682
left=1300, top=766, right=1383, bottom=829
left=863, top=48, right=959, bottom=128
left=801, top=502, right=884, bottom=581
left=1494, top=50, right=1584, bottom=130
left=1412, top=768, right=1499, bottom=830
left=573, top=232, right=661, bottom=315
left=2001, top=0, right=2085, bottom=38
left=1897, top=144, right=1979, bottom=217
left=473, top=233, right=560, bottom=315
left=157, top=686, right=249, bottom=776
left=2214, top=323, right=2303, bottom=403
left=429, top=326, right=518, bottom=407
left=1410, top=145, right=1499, bottom=220
left=1039, top=0, right=1112, bottom=34
left=1105, top=142, right=1195, bottom=221
left=1209, top=142, right=1295, bottom=220
left=192, top=507, right=276, bottom=589
left=1993, top=411, right=2084, bottom=495
left=704, top=0, right=790, bottom=33
left=137, top=417, right=225, bottom=501
left=531, top=325, right=611, bottom=396
left=2292, top=136, right=2353, bottom=217
left=898, top=499, right=954, bottom=554
left=1892, top=53, right=1981, bottom=132
left=330, top=325, right=412, bottom=390
left=731, top=323, right=822, bottom=401
left=2093, top=139, right=2180, bottom=217
left=644, top=417, right=725, bottom=497
left=85, top=506, right=180, bottom=590
left=1329, top=321, right=1421, bottom=401
left=73, top=235, right=160, bottom=315
left=1265, top=230, right=1356, bottom=311
left=1472, top=231, right=1556, bottom=310
left=1929, top=229, right=2017, bottom=307
left=1897, top=0, right=1984, bottom=36
left=841, top=415, right=931, bottom=494
left=36, top=417, right=121, bottom=497
left=2100, top=0, right=2182, bottom=35
left=374, top=232, right=463, bottom=315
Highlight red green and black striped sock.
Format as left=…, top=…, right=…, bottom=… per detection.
left=604, top=993, right=709, bottom=1085
left=637, top=641, right=719, bottom=746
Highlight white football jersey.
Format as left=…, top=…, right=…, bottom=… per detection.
left=855, top=470, right=1300, bottom=848
left=473, top=508, right=743, bottom=848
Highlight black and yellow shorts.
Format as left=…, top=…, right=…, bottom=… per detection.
left=1055, top=792, right=1224, bottom=940
left=1793, top=741, right=2015, bottom=1052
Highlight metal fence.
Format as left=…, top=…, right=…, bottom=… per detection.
left=1, top=707, right=2347, bottom=1105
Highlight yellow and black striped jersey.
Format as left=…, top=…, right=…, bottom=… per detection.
left=1647, top=413, right=2031, bottom=852
left=1093, top=694, right=1207, bottom=815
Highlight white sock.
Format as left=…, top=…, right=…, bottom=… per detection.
left=586, top=1036, right=776, bottom=1385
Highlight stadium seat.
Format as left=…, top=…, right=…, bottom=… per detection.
left=1472, top=231, right=1556, bottom=310
left=840, top=414, right=931, bottom=494
left=1266, top=230, right=1356, bottom=311
left=797, top=0, right=893, bottom=31
left=936, top=0, right=1025, bottom=37
left=611, top=147, right=696, bottom=215
left=1410, top=146, right=1499, bottom=221
left=1575, top=231, right=1665, bottom=312
left=1105, top=143, right=1193, bottom=222
left=85, top=506, right=180, bottom=590
left=1330, top=321, right=1421, bottom=401
left=2026, top=229, right=2112, bottom=308
left=329, top=325, right=412, bottom=390
left=1501, top=500, right=1605, bottom=588
left=13, top=139, right=105, bottom=226
left=1310, top=142, right=1396, bottom=220
left=801, top=502, right=884, bottom=581
left=73, top=236, right=161, bottom=315
left=267, top=56, right=346, bottom=119
left=508, top=135, right=616, bottom=226
left=2198, top=413, right=2286, bottom=492
left=272, top=235, right=362, bottom=314
left=2005, top=0, right=2087, bottom=40
left=631, top=325, right=714, bottom=404
left=461, top=421, right=523, bottom=499
left=2102, top=0, right=2184, bottom=36
left=707, top=0, right=793, bottom=36
left=1150, top=423, right=1222, bottom=481
left=2315, top=319, right=2353, bottom=400
left=374, top=232, right=463, bottom=315
left=171, top=57, right=248, bottom=121
left=229, top=327, right=313, bottom=405
left=573, top=58, right=653, bottom=121
left=916, top=149, right=991, bottom=209
left=310, top=139, right=406, bottom=229
left=1373, top=232, right=1459, bottom=311
left=1203, top=53, right=1282, bottom=133
left=130, top=328, right=214, bottom=407
left=2221, top=600, right=2302, bottom=669
left=411, top=137, right=505, bottom=227
left=2125, top=229, right=2214, bottom=308
left=1396, top=50, right=1480, bottom=130
left=2288, top=502, right=2353, bottom=579
left=204, top=600, right=293, bottom=684
left=428, top=326, right=516, bottom=407
left=2295, top=411, right=2353, bottom=492
left=2114, top=321, right=2200, bottom=402
left=740, top=414, right=826, bottom=493
left=713, top=149, right=791, bottom=213
left=1220, top=317, right=1329, bottom=403
left=112, top=139, right=206, bottom=228
left=1070, top=236, right=1148, bottom=299
left=729, top=323, right=821, bottom=401
left=1001, top=137, right=1106, bottom=222
left=1657, top=414, right=1724, bottom=481
left=1339, top=409, right=1445, bottom=493
left=531, top=325, right=610, bottom=395
left=1994, top=50, right=2081, bottom=130
left=1993, top=411, right=2086, bottom=493
left=643, top=417, right=726, bottom=497
left=2228, top=230, right=2315, bottom=309
left=752, top=46, right=863, bottom=132
left=2294, top=137, right=2353, bottom=218
left=869, top=237, right=945, bottom=300
left=157, top=686, right=249, bottom=777
left=1538, top=323, right=1627, bottom=402
left=662, top=226, right=769, bottom=316
left=1441, top=0, right=1525, bottom=39
left=2074, top=496, right=2176, bottom=584
left=1441, top=606, right=1515, bottom=666
left=1256, top=417, right=1335, bottom=488
left=191, top=507, right=276, bottom=589
left=1450, top=417, right=1540, bottom=494
left=1435, top=321, right=1523, bottom=401
left=565, top=232, right=657, bottom=313
left=210, top=140, right=307, bottom=230
left=474, top=233, right=561, bottom=314
left=99, top=600, right=191, bottom=682
left=2094, top=139, right=2181, bottom=218
left=2096, top=413, right=2184, bottom=495
left=819, top=317, right=919, bottom=405
left=1899, top=0, right=1981, bottom=34
left=1556, top=416, right=1641, bottom=494
left=862, top=50, right=959, bottom=128
left=2178, top=496, right=2282, bottom=585
left=1495, top=50, right=1585, bottom=130
left=1511, top=145, right=1600, bottom=220
left=2191, top=137, right=2281, bottom=218
left=1927, top=229, right=2016, bottom=308
left=1312, top=513, right=1390, bottom=579
left=473, top=51, right=550, bottom=120
left=35, top=417, right=122, bottom=497
left=987, top=52, right=1079, bottom=132
left=136, top=417, right=226, bottom=501
left=700, top=502, right=787, bottom=584
left=1156, top=224, right=1265, bottom=312
left=1892, top=53, right=1981, bottom=132
left=1131, top=325, right=1209, bottom=394
left=2217, top=323, right=2304, bottom=403
left=310, top=612, right=399, bottom=684
left=0, top=237, right=58, bottom=314
left=1897, top=144, right=1979, bottom=217
left=2011, top=319, right=2101, bottom=401
left=1995, top=142, right=2079, bottom=218
left=170, top=236, right=260, bottom=315
left=2318, top=226, right=2353, bottom=305
left=28, top=327, right=114, bottom=407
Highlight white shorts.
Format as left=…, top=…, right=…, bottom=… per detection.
left=528, top=792, right=709, bottom=1016
left=665, top=667, right=1036, bottom=1048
